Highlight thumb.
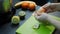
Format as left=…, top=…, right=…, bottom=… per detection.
left=36, top=13, right=48, bottom=20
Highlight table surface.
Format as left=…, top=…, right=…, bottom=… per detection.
left=0, top=0, right=60, bottom=34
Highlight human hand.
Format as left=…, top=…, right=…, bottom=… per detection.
left=32, top=2, right=60, bottom=23
left=42, top=2, right=57, bottom=13
left=32, top=11, right=49, bottom=24
left=32, top=3, right=54, bottom=24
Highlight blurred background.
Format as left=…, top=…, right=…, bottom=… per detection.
left=0, top=0, right=60, bottom=34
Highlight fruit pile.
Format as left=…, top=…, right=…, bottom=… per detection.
left=11, top=11, right=26, bottom=25
left=11, top=1, right=37, bottom=25
left=15, top=1, right=37, bottom=11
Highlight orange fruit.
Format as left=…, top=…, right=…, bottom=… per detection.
left=21, top=2, right=29, bottom=9
left=29, top=3, right=35, bottom=10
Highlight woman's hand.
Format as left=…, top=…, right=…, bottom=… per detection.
left=33, top=11, right=49, bottom=23
left=42, top=2, right=56, bottom=13
left=32, top=2, right=60, bottom=23
left=42, top=3, right=60, bottom=13
left=33, top=2, right=60, bottom=21
left=33, top=3, right=60, bottom=29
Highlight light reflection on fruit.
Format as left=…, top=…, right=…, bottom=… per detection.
left=21, top=2, right=29, bottom=9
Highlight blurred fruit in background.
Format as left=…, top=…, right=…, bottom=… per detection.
left=18, top=11, right=26, bottom=20
left=11, top=16, right=20, bottom=25
left=21, top=2, right=29, bottom=9
left=28, top=3, right=35, bottom=11
left=14, top=1, right=37, bottom=10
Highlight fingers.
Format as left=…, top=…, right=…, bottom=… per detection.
left=42, top=2, right=51, bottom=9
left=32, top=11, right=43, bottom=17
left=33, top=12, right=48, bottom=22
left=37, top=13, right=48, bottom=20
left=42, top=3, right=58, bottom=13
left=32, top=12, right=37, bottom=17
left=32, top=11, right=40, bottom=17
left=32, top=7, right=45, bottom=17
left=51, top=3, right=60, bottom=11
left=33, top=10, right=49, bottom=24
left=46, top=8, right=53, bottom=13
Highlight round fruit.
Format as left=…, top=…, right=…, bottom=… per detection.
left=18, top=11, right=26, bottom=20
left=11, top=16, right=20, bottom=24
left=19, top=11, right=26, bottom=16
left=21, top=2, right=29, bottom=9
left=29, top=3, right=35, bottom=10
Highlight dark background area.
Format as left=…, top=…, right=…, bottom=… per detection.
left=0, top=0, right=60, bottom=34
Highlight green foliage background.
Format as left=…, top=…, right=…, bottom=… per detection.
left=3, top=0, right=10, bottom=12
